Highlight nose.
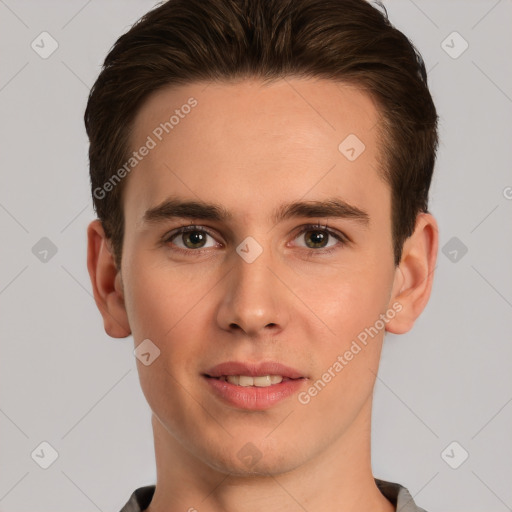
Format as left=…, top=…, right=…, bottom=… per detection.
left=215, top=242, right=290, bottom=337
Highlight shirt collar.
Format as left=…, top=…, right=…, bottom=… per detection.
left=119, top=479, right=428, bottom=512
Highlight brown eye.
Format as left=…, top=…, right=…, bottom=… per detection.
left=163, top=226, right=219, bottom=253
left=181, top=230, right=208, bottom=249
left=293, top=224, right=347, bottom=254
left=303, top=229, right=329, bottom=248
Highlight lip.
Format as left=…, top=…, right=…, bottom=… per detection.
left=202, top=361, right=307, bottom=411
left=204, top=375, right=306, bottom=410
left=204, top=361, right=305, bottom=379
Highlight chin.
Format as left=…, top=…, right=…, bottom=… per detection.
left=202, top=439, right=305, bottom=477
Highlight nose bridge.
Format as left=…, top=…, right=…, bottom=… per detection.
left=236, top=241, right=274, bottom=295
left=233, top=235, right=278, bottom=310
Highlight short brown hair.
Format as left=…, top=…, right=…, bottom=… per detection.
left=85, top=0, right=438, bottom=270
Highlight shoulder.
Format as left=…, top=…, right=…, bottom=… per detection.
left=375, top=478, right=429, bottom=512
left=118, top=485, right=156, bottom=512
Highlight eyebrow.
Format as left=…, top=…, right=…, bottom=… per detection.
left=142, top=196, right=370, bottom=227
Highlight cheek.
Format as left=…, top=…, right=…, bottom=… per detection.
left=302, top=295, right=387, bottom=424
left=314, top=351, right=380, bottom=427
left=123, top=256, right=215, bottom=397
left=123, top=272, right=167, bottom=342
left=122, top=248, right=203, bottom=339
left=125, top=263, right=206, bottom=417
left=311, top=264, right=392, bottom=334
left=303, top=264, right=393, bottom=405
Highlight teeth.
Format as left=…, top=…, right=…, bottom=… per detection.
left=222, top=375, right=284, bottom=387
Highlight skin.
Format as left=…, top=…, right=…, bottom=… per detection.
left=87, top=78, right=438, bottom=512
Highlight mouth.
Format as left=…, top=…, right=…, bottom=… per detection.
left=202, top=361, right=307, bottom=409
left=205, top=374, right=303, bottom=387
left=204, top=360, right=305, bottom=381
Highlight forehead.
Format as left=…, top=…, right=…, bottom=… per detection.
left=123, top=78, right=387, bottom=228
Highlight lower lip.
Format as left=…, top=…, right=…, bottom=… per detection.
left=204, top=376, right=306, bottom=410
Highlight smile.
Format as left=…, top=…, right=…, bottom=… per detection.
left=213, top=375, right=290, bottom=387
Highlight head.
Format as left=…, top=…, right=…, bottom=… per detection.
left=86, top=0, right=438, bottom=272
left=86, top=0, right=438, bottom=478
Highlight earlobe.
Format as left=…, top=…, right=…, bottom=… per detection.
left=86, top=219, right=131, bottom=338
left=385, top=213, right=438, bottom=335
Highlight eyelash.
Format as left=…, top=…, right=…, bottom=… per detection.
left=161, top=223, right=349, bottom=257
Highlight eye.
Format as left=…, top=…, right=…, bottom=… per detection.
left=161, top=223, right=348, bottom=257
left=163, top=225, right=220, bottom=254
left=292, top=224, right=347, bottom=254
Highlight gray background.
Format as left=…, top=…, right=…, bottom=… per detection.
left=0, top=0, right=511, bottom=510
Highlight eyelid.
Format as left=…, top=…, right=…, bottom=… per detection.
left=161, top=223, right=349, bottom=254
left=292, top=223, right=349, bottom=242
left=163, top=224, right=221, bottom=248
left=288, top=223, right=349, bottom=253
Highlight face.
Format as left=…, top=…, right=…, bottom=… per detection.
left=114, top=78, right=404, bottom=475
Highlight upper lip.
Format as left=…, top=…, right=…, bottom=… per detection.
left=204, top=361, right=305, bottom=379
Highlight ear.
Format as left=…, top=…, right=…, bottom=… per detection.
left=385, top=212, right=438, bottom=335
left=86, top=219, right=131, bottom=338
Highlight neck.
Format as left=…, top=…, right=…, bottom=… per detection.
left=144, top=395, right=394, bottom=512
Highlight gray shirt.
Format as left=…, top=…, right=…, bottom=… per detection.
left=119, top=478, right=428, bottom=512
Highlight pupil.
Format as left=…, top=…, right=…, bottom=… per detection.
left=308, top=230, right=326, bottom=248
left=186, top=231, right=205, bottom=247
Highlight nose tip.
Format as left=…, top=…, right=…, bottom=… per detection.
left=217, top=252, right=288, bottom=336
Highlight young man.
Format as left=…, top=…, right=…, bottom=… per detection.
left=85, top=0, right=438, bottom=510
